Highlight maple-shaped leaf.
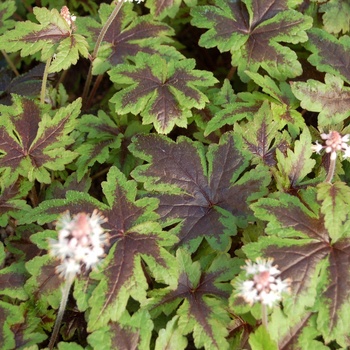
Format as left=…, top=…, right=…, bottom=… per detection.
left=191, top=0, right=312, bottom=81
left=291, top=73, right=350, bottom=126
left=77, top=3, right=181, bottom=75
left=130, top=132, right=270, bottom=251
left=73, top=111, right=122, bottom=181
left=0, top=95, right=80, bottom=185
left=0, top=180, right=32, bottom=226
left=0, top=7, right=89, bottom=73
left=319, top=0, right=350, bottom=35
left=145, top=0, right=197, bottom=20
left=0, top=301, right=24, bottom=350
left=306, top=28, right=350, bottom=84
left=87, top=310, right=153, bottom=350
left=20, top=166, right=177, bottom=331
left=148, top=249, right=236, bottom=350
left=234, top=102, right=290, bottom=167
left=0, top=65, right=45, bottom=105
left=109, top=52, right=218, bottom=134
left=0, top=0, right=16, bottom=36
left=244, top=192, right=350, bottom=346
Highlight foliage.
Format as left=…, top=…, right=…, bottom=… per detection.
left=0, top=0, right=350, bottom=349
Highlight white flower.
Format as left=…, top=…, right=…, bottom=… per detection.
left=312, top=131, right=350, bottom=160
left=237, top=258, right=290, bottom=308
left=49, top=210, right=109, bottom=279
left=60, top=6, right=76, bottom=31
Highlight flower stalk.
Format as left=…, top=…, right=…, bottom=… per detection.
left=48, top=210, right=109, bottom=349
left=236, top=258, right=290, bottom=328
left=311, top=131, right=350, bottom=183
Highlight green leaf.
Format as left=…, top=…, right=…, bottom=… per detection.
left=249, top=326, right=278, bottom=350
left=191, top=0, right=312, bottom=81
left=274, top=128, right=315, bottom=190
left=0, top=96, right=80, bottom=185
left=73, top=111, right=122, bottom=181
left=0, top=7, right=88, bottom=72
left=317, top=181, right=350, bottom=242
left=155, top=315, right=188, bottom=350
left=291, top=73, right=350, bottom=126
left=145, top=0, right=197, bottom=20
left=109, top=53, right=218, bottom=134
left=87, top=310, right=153, bottom=350
left=130, top=132, right=270, bottom=251
left=148, top=249, right=236, bottom=350
left=234, top=101, right=290, bottom=167
left=320, top=0, right=350, bottom=35
left=204, top=83, right=263, bottom=137
left=306, top=28, right=350, bottom=84
left=246, top=71, right=305, bottom=135
left=0, top=0, right=16, bottom=36
left=0, top=301, right=24, bottom=350
left=0, top=180, right=32, bottom=226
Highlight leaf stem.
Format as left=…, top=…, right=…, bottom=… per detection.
left=41, top=57, right=52, bottom=104
left=261, top=303, right=268, bottom=328
left=82, top=0, right=124, bottom=108
left=48, top=272, right=75, bottom=350
left=325, top=156, right=336, bottom=183
left=1, top=50, right=19, bottom=76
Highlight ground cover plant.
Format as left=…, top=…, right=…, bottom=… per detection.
left=1, top=0, right=350, bottom=349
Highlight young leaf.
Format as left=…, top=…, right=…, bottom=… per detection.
left=0, top=7, right=89, bottom=73
left=73, top=111, right=122, bottom=181
left=274, top=128, right=315, bottom=190
left=317, top=181, right=350, bottom=242
left=155, top=315, right=188, bottom=350
left=0, top=0, right=16, bottom=36
left=234, top=102, right=290, bottom=167
left=109, top=52, right=218, bottom=134
left=0, top=180, right=32, bottom=226
left=249, top=326, right=278, bottom=350
left=246, top=71, right=305, bottom=135
left=148, top=249, right=235, bottom=350
left=0, top=96, right=80, bottom=185
left=191, top=0, right=312, bottom=81
left=130, top=132, right=270, bottom=251
left=319, top=0, right=350, bottom=35
left=87, top=310, right=153, bottom=350
left=246, top=192, right=350, bottom=346
left=306, top=28, right=350, bottom=84
left=291, top=73, right=350, bottom=126
left=204, top=88, right=263, bottom=136
left=77, top=3, right=181, bottom=75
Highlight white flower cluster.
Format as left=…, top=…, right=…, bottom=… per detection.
left=49, top=210, right=109, bottom=279
left=237, top=258, right=290, bottom=308
left=60, top=6, right=76, bottom=31
left=312, top=131, right=350, bottom=160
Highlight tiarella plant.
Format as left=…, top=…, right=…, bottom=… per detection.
left=1, top=0, right=350, bottom=349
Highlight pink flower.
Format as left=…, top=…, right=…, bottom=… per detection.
left=237, top=258, right=290, bottom=308
left=49, top=210, right=109, bottom=279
